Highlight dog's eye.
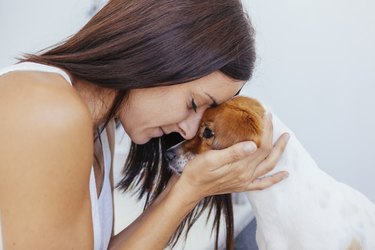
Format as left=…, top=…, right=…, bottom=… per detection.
left=202, top=127, right=214, bottom=139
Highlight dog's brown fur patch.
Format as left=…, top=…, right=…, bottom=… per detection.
left=183, top=96, right=265, bottom=154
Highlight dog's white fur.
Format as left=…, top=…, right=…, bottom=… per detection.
left=247, top=112, right=375, bottom=250
left=168, top=108, right=375, bottom=250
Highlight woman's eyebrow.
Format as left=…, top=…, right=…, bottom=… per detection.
left=204, top=92, right=218, bottom=107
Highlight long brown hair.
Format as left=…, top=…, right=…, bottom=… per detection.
left=22, top=0, right=256, bottom=249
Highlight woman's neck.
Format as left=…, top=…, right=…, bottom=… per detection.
left=72, top=78, right=116, bottom=130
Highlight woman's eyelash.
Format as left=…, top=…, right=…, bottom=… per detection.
left=191, top=99, right=197, bottom=112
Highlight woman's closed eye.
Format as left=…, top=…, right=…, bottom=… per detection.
left=191, top=98, right=198, bottom=113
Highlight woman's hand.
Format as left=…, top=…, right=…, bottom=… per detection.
left=175, top=113, right=290, bottom=203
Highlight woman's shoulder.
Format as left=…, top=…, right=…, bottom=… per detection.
left=0, top=71, right=94, bottom=248
left=0, top=70, right=92, bottom=128
left=0, top=70, right=94, bottom=172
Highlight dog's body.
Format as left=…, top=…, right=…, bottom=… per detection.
left=248, top=113, right=375, bottom=250
left=167, top=96, right=375, bottom=250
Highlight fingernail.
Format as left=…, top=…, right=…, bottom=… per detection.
left=243, top=142, right=257, bottom=153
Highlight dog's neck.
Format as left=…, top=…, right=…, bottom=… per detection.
left=248, top=115, right=331, bottom=207
left=244, top=112, right=375, bottom=250
left=246, top=112, right=334, bottom=219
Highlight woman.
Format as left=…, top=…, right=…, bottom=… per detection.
left=0, top=0, right=289, bottom=249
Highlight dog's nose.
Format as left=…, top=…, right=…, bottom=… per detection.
left=165, top=150, right=176, bottom=162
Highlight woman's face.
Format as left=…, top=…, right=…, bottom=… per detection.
left=119, top=71, right=244, bottom=144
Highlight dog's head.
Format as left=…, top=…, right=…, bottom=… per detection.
left=166, top=96, right=266, bottom=174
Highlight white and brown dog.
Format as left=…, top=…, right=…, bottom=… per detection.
left=166, top=96, right=375, bottom=250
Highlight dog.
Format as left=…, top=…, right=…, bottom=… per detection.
left=166, top=96, right=375, bottom=250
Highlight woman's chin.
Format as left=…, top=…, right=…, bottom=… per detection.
left=132, top=135, right=156, bottom=145
left=132, top=137, right=150, bottom=145
left=131, top=128, right=164, bottom=145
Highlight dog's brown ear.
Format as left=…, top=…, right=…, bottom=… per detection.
left=211, top=97, right=265, bottom=149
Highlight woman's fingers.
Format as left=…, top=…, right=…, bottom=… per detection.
left=247, top=171, right=289, bottom=191
left=252, top=132, right=290, bottom=178
left=182, top=113, right=291, bottom=196
left=260, top=113, right=274, bottom=151
left=205, top=140, right=257, bottom=172
left=263, top=112, right=273, bottom=145
left=182, top=140, right=257, bottom=189
left=250, top=113, right=274, bottom=162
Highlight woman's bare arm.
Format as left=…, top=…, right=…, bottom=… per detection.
left=0, top=74, right=94, bottom=249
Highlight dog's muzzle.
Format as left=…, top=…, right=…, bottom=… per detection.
left=165, top=141, right=196, bottom=175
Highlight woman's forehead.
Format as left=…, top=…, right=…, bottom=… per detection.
left=190, top=73, right=244, bottom=102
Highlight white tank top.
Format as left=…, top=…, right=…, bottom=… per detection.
left=0, top=62, right=113, bottom=250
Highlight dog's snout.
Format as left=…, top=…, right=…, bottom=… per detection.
left=165, top=150, right=176, bottom=162
left=165, top=140, right=192, bottom=174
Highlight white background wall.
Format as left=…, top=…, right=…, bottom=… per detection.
left=242, top=0, right=375, bottom=202
left=1, top=0, right=374, bottom=204
left=0, top=0, right=92, bottom=65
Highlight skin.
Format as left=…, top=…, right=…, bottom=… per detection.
left=120, top=71, right=244, bottom=144
left=0, top=69, right=289, bottom=249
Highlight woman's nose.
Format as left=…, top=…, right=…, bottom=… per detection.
left=177, top=109, right=205, bottom=140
